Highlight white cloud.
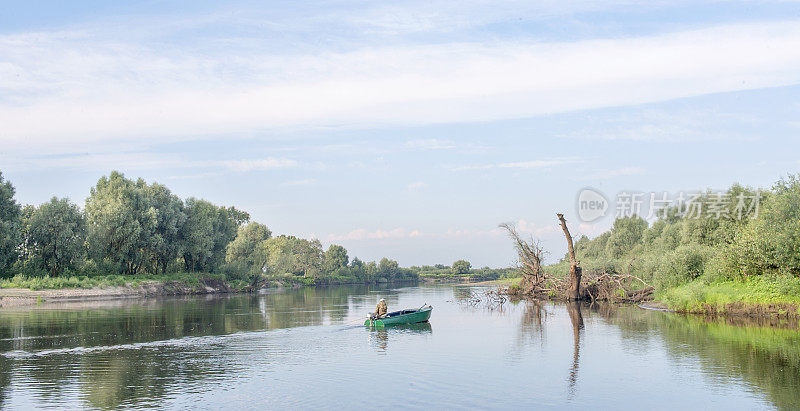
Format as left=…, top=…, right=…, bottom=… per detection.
left=576, top=222, right=609, bottom=238
left=497, top=160, right=578, bottom=169
left=327, top=228, right=413, bottom=241
left=577, top=167, right=645, bottom=180
left=327, top=225, right=508, bottom=242
left=453, top=158, right=579, bottom=171
left=407, top=181, right=427, bottom=190
left=513, top=219, right=558, bottom=237
left=282, top=179, right=316, bottom=186
left=223, top=158, right=298, bottom=172
left=3, top=21, right=800, bottom=148
left=558, top=107, right=768, bottom=142
left=0, top=151, right=299, bottom=173
left=405, top=138, right=456, bottom=150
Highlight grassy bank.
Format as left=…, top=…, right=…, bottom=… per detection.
left=542, top=258, right=800, bottom=317
left=0, top=271, right=424, bottom=293
left=455, top=277, right=523, bottom=286
left=415, top=266, right=518, bottom=283
left=0, top=272, right=241, bottom=291
left=659, top=277, right=800, bottom=316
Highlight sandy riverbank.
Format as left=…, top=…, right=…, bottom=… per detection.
left=0, top=279, right=235, bottom=308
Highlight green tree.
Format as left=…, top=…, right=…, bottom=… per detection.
left=260, top=235, right=299, bottom=275
left=225, top=222, right=272, bottom=270
left=734, top=175, right=800, bottom=277
left=85, top=171, right=157, bottom=275
left=182, top=198, right=237, bottom=272
left=0, top=171, right=21, bottom=276
left=17, top=204, right=36, bottom=264
left=452, top=259, right=471, bottom=274
left=143, top=183, right=186, bottom=274
left=606, top=215, right=648, bottom=258
left=378, top=257, right=399, bottom=280
left=297, top=238, right=323, bottom=277
left=259, top=235, right=322, bottom=277
left=226, top=206, right=250, bottom=227
left=28, top=197, right=86, bottom=277
left=323, top=244, right=349, bottom=273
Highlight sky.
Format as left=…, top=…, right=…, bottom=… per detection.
left=1, top=0, right=800, bottom=268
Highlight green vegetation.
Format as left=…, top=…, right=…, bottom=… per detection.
left=544, top=174, right=800, bottom=314
left=413, top=261, right=518, bottom=283
left=0, top=170, right=418, bottom=289
left=0, top=271, right=229, bottom=291
left=660, top=277, right=800, bottom=313
left=0, top=172, right=21, bottom=275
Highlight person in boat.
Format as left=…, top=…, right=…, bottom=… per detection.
left=374, top=298, right=388, bottom=318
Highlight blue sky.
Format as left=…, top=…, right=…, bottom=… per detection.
left=1, top=0, right=800, bottom=267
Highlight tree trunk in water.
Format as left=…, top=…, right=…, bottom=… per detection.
left=557, top=213, right=582, bottom=301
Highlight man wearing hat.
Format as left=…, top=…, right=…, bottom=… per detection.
left=374, top=298, right=388, bottom=318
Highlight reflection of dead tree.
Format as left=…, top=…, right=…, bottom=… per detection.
left=518, top=299, right=548, bottom=342
left=522, top=300, right=546, bottom=329
left=566, top=301, right=584, bottom=395
left=500, top=215, right=654, bottom=303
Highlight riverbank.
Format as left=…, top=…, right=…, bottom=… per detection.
left=453, top=277, right=522, bottom=287
left=0, top=273, right=425, bottom=308
left=0, top=278, right=241, bottom=308
left=487, top=270, right=800, bottom=320
left=658, top=278, right=800, bottom=319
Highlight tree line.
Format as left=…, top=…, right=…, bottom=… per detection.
left=545, top=175, right=800, bottom=291
left=0, top=170, right=417, bottom=285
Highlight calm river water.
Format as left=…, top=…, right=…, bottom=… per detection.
left=0, top=284, right=798, bottom=410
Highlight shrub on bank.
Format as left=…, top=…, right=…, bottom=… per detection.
left=660, top=276, right=800, bottom=312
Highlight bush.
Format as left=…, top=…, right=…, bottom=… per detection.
left=651, top=244, right=714, bottom=290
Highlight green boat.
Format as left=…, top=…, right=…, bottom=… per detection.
left=365, top=305, right=433, bottom=327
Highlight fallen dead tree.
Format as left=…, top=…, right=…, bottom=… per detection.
left=581, top=272, right=654, bottom=303
left=459, top=288, right=508, bottom=309
left=499, top=215, right=654, bottom=304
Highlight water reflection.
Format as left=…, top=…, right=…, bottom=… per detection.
left=368, top=322, right=433, bottom=353
left=603, top=307, right=800, bottom=410
left=0, top=284, right=394, bottom=408
left=516, top=299, right=800, bottom=409
left=0, top=285, right=797, bottom=409
left=565, top=301, right=583, bottom=396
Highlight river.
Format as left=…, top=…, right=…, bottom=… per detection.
left=0, top=284, right=797, bottom=409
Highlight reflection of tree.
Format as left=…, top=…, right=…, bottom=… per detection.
left=518, top=300, right=547, bottom=344
left=451, top=286, right=474, bottom=302
left=605, top=307, right=800, bottom=410
left=0, top=357, right=10, bottom=408
left=0, top=284, right=400, bottom=408
left=565, top=302, right=584, bottom=396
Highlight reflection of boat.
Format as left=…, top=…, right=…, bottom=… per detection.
left=365, top=305, right=432, bottom=327
left=369, top=322, right=432, bottom=350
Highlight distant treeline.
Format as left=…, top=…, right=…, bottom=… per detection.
left=0, top=171, right=417, bottom=286
left=544, top=174, right=800, bottom=297
left=411, top=260, right=518, bottom=282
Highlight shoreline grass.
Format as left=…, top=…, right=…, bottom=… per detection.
left=659, top=276, right=800, bottom=315
left=0, top=272, right=227, bottom=291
